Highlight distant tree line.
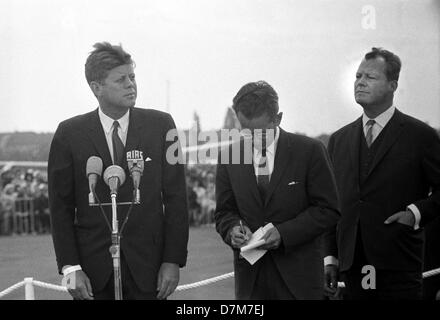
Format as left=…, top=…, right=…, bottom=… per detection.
left=0, top=132, right=53, bottom=161
left=0, top=129, right=439, bottom=161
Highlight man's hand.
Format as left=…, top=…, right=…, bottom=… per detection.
left=324, top=264, right=340, bottom=299
left=157, top=262, right=179, bottom=300
left=230, top=225, right=252, bottom=249
left=259, top=226, right=281, bottom=250
left=384, top=210, right=415, bottom=227
left=64, top=270, right=94, bottom=300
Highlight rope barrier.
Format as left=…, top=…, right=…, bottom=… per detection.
left=1, top=267, right=439, bottom=300
left=31, top=280, right=68, bottom=293
left=422, top=268, right=440, bottom=279
left=175, top=272, right=235, bottom=291
left=0, top=281, right=25, bottom=299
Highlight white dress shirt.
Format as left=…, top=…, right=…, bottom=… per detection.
left=253, top=127, right=280, bottom=180
left=362, top=105, right=395, bottom=144
left=324, top=106, right=421, bottom=267
left=98, top=107, right=129, bottom=163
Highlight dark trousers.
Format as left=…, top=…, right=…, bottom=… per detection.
left=248, top=254, right=296, bottom=300
left=93, top=253, right=158, bottom=300
left=343, top=227, right=422, bottom=300
left=422, top=277, right=440, bottom=300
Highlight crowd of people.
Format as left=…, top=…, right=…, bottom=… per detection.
left=0, top=164, right=217, bottom=236
left=0, top=169, right=50, bottom=236
left=186, top=164, right=216, bottom=226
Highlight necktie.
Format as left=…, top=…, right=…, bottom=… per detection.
left=256, top=150, right=270, bottom=201
left=112, top=120, right=125, bottom=165
left=365, top=119, right=376, bottom=148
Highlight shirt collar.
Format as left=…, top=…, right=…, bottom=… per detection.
left=254, top=126, right=280, bottom=156
left=98, top=107, right=130, bottom=134
left=362, top=105, right=396, bottom=129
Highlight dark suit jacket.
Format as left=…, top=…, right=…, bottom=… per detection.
left=48, top=107, right=189, bottom=293
left=324, top=109, right=440, bottom=272
left=215, top=128, right=340, bottom=299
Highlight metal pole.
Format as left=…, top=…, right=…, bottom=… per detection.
left=110, top=194, right=123, bottom=300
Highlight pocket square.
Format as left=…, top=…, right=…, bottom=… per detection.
left=288, top=181, right=299, bottom=186
left=145, top=157, right=152, bottom=162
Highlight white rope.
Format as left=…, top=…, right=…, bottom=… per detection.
left=176, top=272, right=234, bottom=291
left=423, top=267, right=440, bottom=279
left=0, top=281, right=25, bottom=299
left=31, top=280, right=68, bottom=292
left=1, top=266, right=440, bottom=299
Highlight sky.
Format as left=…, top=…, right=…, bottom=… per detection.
left=0, top=0, right=439, bottom=136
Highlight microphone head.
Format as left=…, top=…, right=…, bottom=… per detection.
left=103, top=165, right=126, bottom=187
left=127, top=150, right=145, bottom=175
left=128, top=159, right=144, bottom=175
left=86, top=156, right=103, bottom=177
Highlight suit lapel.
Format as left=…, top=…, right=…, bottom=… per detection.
left=349, top=117, right=362, bottom=188
left=86, top=108, right=113, bottom=169
left=264, top=128, right=291, bottom=207
left=234, top=138, right=263, bottom=208
left=366, top=109, right=405, bottom=179
left=238, top=162, right=263, bottom=208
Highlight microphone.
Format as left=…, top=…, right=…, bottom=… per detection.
left=103, top=165, right=126, bottom=196
left=86, top=156, right=103, bottom=204
left=127, top=150, right=144, bottom=203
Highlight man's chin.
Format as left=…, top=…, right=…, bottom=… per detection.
left=355, top=97, right=370, bottom=107
left=124, top=101, right=136, bottom=108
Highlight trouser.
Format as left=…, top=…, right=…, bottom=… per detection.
left=93, top=253, right=158, bottom=300
left=248, top=254, right=296, bottom=300
left=422, top=275, right=440, bottom=300
left=342, top=226, right=422, bottom=300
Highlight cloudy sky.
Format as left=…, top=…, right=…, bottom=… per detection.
left=0, top=0, right=439, bottom=136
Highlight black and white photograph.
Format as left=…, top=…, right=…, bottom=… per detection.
left=0, top=0, right=439, bottom=307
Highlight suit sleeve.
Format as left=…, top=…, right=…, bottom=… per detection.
left=161, top=114, right=189, bottom=267
left=48, top=123, right=80, bottom=273
left=322, top=134, right=339, bottom=259
left=276, top=140, right=340, bottom=252
left=214, top=161, right=241, bottom=247
left=414, top=128, right=440, bottom=227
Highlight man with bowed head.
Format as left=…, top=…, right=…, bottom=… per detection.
left=48, top=42, right=189, bottom=300
left=215, top=80, right=340, bottom=299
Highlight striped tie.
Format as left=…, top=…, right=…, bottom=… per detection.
left=257, top=150, right=270, bottom=201
left=112, top=120, right=125, bottom=166
left=365, top=119, right=376, bottom=148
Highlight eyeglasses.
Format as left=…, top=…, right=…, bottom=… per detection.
left=240, top=128, right=277, bottom=139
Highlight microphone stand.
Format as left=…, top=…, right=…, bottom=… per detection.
left=109, top=193, right=123, bottom=300
left=91, top=190, right=139, bottom=300
left=92, top=164, right=141, bottom=300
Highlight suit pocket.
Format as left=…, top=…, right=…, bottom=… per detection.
left=395, top=221, right=423, bottom=234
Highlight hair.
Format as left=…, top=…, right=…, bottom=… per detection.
left=232, top=81, right=279, bottom=120
left=364, top=47, right=401, bottom=82
left=85, top=42, right=134, bottom=84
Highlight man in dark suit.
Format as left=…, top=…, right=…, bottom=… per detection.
left=323, top=48, right=440, bottom=300
left=48, top=42, right=189, bottom=300
left=215, top=81, right=340, bottom=299
left=423, top=216, right=440, bottom=300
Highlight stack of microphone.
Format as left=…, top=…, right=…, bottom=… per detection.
left=86, top=154, right=144, bottom=205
